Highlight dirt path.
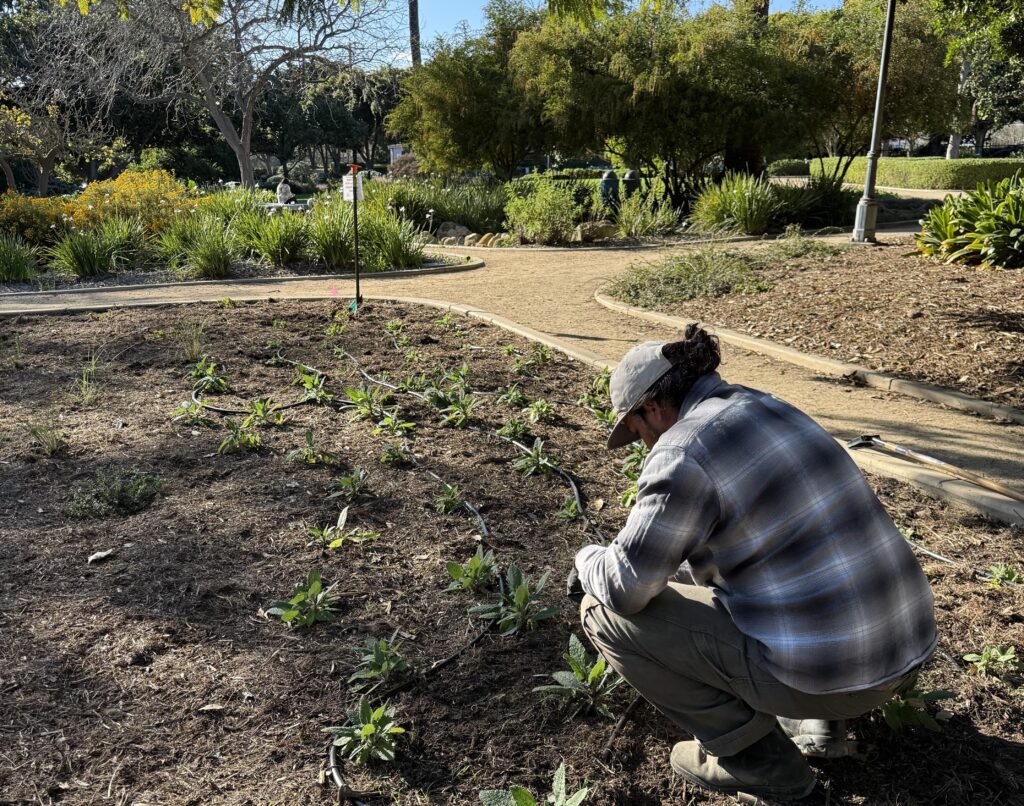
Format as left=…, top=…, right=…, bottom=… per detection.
left=3, top=240, right=1021, bottom=490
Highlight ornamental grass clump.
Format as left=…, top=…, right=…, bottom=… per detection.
left=615, top=193, right=681, bottom=238
left=690, top=173, right=779, bottom=235
left=308, top=203, right=354, bottom=270
left=244, top=211, right=308, bottom=266
left=0, top=233, right=37, bottom=282
left=359, top=206, right=424, bottom=271
left=607, top=247, right=769, bottom=308
left=182, top=215, right=235, bottom=279
left=48, top=229, right=121, bottom=277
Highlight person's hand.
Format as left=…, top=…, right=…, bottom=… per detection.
left=566, top=566, right=584, bottom=604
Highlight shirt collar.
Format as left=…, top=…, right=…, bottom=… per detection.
left=676, top=372, right=725, bottom=423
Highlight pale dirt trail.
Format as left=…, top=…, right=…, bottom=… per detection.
left=3, top=240, right=1021, bottom=489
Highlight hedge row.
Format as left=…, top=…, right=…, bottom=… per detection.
left=810, top=157, right=1024, bottom=190
left=766, top=159, right=810, bottom=177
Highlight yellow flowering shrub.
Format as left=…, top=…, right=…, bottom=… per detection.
left=0, top=192, right=66, bottom=246
left=66, top=169, right=200, bottom=233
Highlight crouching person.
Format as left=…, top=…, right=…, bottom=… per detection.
left=570, top=329, right=936, bottom=802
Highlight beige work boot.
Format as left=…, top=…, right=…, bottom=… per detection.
left=670, top=726, right=816, bottom=802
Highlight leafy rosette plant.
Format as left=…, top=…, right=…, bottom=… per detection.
left=266, top=570, right=341, bottom=629
left=533, top=634, right=623, bottom=719
left=479, top=762, right=588, bottom=806
left=470, top=565, right=559, bottom=635
left=324, top=697, right=405, bottom=765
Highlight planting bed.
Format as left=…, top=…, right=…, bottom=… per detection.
left=617, top=237, right=1024, bottom=412
left=1, top=301, right=1022, bottom=805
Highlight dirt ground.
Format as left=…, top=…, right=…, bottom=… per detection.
left=640, top=237, right=1024, bottom=411
left=1, top=301, right=1022, bottom=805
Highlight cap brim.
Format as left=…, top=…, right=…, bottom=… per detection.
left=607, top=412, right=639, bottom=450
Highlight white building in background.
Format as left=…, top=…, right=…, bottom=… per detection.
left=388, top=144, right=412, bottom=164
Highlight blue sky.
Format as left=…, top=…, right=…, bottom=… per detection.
left=420, top=0, right=843, bottom=44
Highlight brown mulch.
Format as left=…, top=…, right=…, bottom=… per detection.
left=668, top=238, right=1024, bottom=412
left=0, top=301, right=1022, bottom=805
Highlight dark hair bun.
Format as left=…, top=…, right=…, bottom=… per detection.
left=662, top=324, right=720, bottom=377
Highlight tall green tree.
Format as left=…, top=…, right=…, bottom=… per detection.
left=388, top=0, right=556, bottom=179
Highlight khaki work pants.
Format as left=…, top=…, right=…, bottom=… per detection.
left=581, top=583, right=909, bottom=758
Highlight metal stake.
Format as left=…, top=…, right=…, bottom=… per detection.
left=852, top=0, right=898, bottom=244
left=349, top=163, right=362, bottom=310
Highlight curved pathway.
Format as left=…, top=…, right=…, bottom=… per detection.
left=3, top=241, right=1021, bottom=496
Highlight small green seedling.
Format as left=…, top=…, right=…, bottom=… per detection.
left=307, top=507, right=380, bottom=550
left=511, top=357, right=531, bottom=375
left=218, top=420, right=261, bottom=454
left=556, top=497, right=580, bottom=521
left=23, top=422, right=66, bottom=456
left=327, top=467, right=374, bottom=503
left=435, top=483, right=464, bottom=515
left=470, top=565, right=559, bottom=635
left=622, top=443, right=648, bottom=477
left=174, top=323, right=204, bottom=362
left=441, top=392, right=481, bottom=428
left=877, top=671, right=953, bottom=732
left=479, top=763, right=588, bottom=806
left=964, top=645, right=1020, bottom=678
left=379, top=443, right=414, bottom=466
left=341, top=384, right=392, bottom=420
left=445, top=363, right=471, bottom=389
left=399, top=372, right=430, bottom=392
left=404, top=347, right=424, bottom=364
left=326, top=321, right=346, bottom=337
left=497, top=384, right=531, bottom=407
left=988, top=563, right=1023, bottom=589
left=533, top=634, right=623, bottom=719
left=267, top=570, right=341, bottom=629
left=524, top=399, right=555, bottom=424
left=497, top=418, right=530, bottom=441
left=577, top=368, right=611, bottom=409
left=374, top=407, right=415, bottom=436
left=531, top=344, right=552, bottom=365
left=294, top=368, right=332, bottom=405
left=434, top=311, right=455, bottom=329
left=349, top=631, right=413, bottom=694
left=70, top=350, right=101, bottom=406
left=242, top=396, right=285, bottom=428
left=217, top=297, right=236, bottom=308
left=446, top=546, right=497, bottom=593
left=591, top=407, right=616, bottom=430
left=286, top=429, right=340, bottom=465
left=271, top=318, right=287, bottom=329
left=323, top=697, right=405, bottom=765
left=8, top=334, right=24, bottom=369
left=191, top=355, right=230, bottom=394
left=424, top=383, right=457, bottom=410
left=171, top=400, right=214, bottom=427
left=511, top=438, right=555, bottom=477
left=619, top=482, right=638, bottom=508
left=385, top=319, right=405, bottom=335
left=500, top=344, right=520, bottom=356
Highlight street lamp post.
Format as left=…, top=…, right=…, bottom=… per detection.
left=852, top=0, right=899, bottom=243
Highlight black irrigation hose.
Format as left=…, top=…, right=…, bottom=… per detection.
left=190, top=351, right=336, bottom=416
left=601, top=694, right=645, bottom=762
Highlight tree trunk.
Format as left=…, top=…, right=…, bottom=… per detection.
left=35, top=155, right=55, bottom=196
left=409, top=0, right=421, bottom=66
left=0, top=151, right=16, bottom=192
left=946, top=133, right=962, bottom=160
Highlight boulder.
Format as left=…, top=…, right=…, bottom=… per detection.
left=464, top=233, right=481, bottom=247
left=440, top=237, right=458, bottom=246
left=572, top=220, right=618, bottom=243
left=478, top=233, right=495, bottom=247
left=437, top=221, right=471, bottom=241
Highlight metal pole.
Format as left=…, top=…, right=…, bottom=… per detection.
left=852, top=0, right=898, bottom=244
left=349, top=163, right=361, bottom=306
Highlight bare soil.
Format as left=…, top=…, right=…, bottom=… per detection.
left=652, top=237, right=1024, bottom=411
left=1, top=301, right=1022, bottom=806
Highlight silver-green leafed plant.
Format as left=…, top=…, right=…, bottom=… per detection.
left=323, top=697, right=405, bottom=764
left=470, top=565, right=559, bottom=635
left=479, top=762, right=588, bottom=806
left=533, top=634, right=623, bottom=719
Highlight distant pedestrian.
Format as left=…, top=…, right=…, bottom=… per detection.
left=276, top=177, right=295, bottom=205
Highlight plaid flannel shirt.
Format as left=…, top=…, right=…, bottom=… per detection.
left=576, top=373, right=937, bottom=694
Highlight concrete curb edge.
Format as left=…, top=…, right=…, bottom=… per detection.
left=594, top=291, right=1024, bottom=426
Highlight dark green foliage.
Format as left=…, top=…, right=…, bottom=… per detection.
left=766, top=159, right=810, bottom=177
left=877, top=671, right=953, bottom=732
left=533, top=633, right=623, bottom=718
left=470, top=565, right=559, bottom=635
left=67, top=468, right=164, bottom=518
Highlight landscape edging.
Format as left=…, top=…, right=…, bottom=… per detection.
left=2, top=292, right=1018, bottom=524
left=594, top=291, right=1024, bottom=426
left=0, top=255, right=484, bottom=300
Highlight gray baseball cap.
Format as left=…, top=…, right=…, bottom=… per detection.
left=607, top=341, right=673, bottom=449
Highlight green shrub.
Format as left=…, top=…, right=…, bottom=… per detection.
left=49, top=230, right=121, bottom=277
left=916, top=173, right=1024, bottom=269
left=185, top=216, right=236, bottom=279
left=309, top=202, right=354, bottom=270
left=506, top=177, right=581, bottom=244
left=365, top=179, right=507, bottom=233
left=243, top=211, right=308, bottom=266
left=607, top=247, right=770, bottom=307
left=96, top=215, right=149, bottom=267
left=0, top=191, right=66, bottom=245
left=766, top=159, right=810, bottom=177
left=691, top=173, right=779, bottom=235
left=812, top=157, right=1024, bottom=190
left=615, top=193, right=681, bottom=237
left=0, top=233, right=37, bottom=282
left=200, top=188, right=273, bottom=222
left=772, top=175, right=859, bottom=228
left=67, top=467, right=165, bottom=518
left=360, top=207, right=424, bottom=271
